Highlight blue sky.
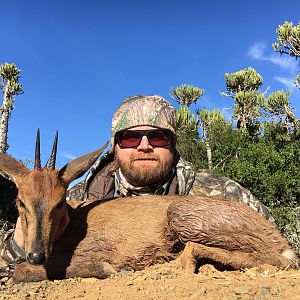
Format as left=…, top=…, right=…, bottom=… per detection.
left=1, top=0, right=300, bottom=171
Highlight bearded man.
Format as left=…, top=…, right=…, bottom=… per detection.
left=0, top=95, right=274, bottom=269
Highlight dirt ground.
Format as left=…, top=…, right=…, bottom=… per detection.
left=1, top=261, right=300, bottom=300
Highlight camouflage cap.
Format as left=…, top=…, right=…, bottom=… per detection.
left=112, top=95, right=176, bottom=137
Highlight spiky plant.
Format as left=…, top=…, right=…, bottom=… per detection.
left=0, top=63, right=23, bottom=153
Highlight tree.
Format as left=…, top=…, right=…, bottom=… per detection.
left=0, top=63, right=23, bottom=153
left=196, top=108, right=224, bottom=170
left=221, top=67, right=265, bottom=132
left=263, top=90, right=298, bottom=130
left=273, top=21, right=300, bottom=58
left=171, top=84, right=204, bottom=107
left=175, top=103, right=207, bottom=168
left=171, top=84, right=207, bottom=169
left=273, top=21, right=300, bottom=90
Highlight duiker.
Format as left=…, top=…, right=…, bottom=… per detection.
left=0, top=131, right=298, bottom=282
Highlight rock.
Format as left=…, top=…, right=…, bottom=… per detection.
left=261, top=286, right=272, bottom=298
left=149, top=273, right=161, bottom=280
left=118, top=270, right=134, bottom=277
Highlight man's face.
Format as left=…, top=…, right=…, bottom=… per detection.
left=115, top=126, right=175, bottom=187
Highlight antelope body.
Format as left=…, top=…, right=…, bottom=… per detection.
left=0, top=133, right=298, bottom=282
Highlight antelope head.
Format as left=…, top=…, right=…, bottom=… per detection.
left=0, top=130, right=108, bottom=265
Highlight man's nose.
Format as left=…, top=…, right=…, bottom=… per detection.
left=136, top=135, right=153, bottom=151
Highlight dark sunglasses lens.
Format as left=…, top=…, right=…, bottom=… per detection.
left=117, top=131, right=141, bottom=148
left=148, top=130, right=172, bottom=146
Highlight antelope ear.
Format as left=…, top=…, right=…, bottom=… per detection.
left=59, top=142, right=109, bottom=186
left=0, top=153, right=30, bottom=186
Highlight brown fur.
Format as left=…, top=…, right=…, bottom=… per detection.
left=0, top=148, right=298, bottom=283
left=16, top=170, right=67, bottom=259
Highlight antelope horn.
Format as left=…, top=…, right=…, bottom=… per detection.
left=34, top=129, right=41, bottom=170
left=48, top=131, right=58, bottom=170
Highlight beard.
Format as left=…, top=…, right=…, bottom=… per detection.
left=117, top=152, right=174, bottom=187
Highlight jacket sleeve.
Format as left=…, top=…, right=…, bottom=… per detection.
left=190, top=170, right=275, bottom=224
left=0, top=227, right=26, bottom=275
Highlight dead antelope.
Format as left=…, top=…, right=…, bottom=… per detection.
left=0, top=131, right=298, bottom=282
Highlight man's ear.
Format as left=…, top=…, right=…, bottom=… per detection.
left=59, top=142, right=109, bottom=186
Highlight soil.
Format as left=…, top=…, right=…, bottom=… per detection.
left=1, top=261, right=300, bottom=300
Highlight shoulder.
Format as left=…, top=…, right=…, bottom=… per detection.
left=67, top=150, right=115, bottom=201
left=191, top=168, right=252, bottom=200
left=191, top=168, right=275, bottom=223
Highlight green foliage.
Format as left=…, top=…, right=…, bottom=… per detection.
left=234, top=90, right=264, bottom=129
left=0, top=63, right=23, bottom=110
left=172, top=84, right=207, bottom=168
left=176, top=105, right=198, bottom=132
left=216, top=129, right=300, bottom=208
left=175, top=105, right=207, bottom=168
left=197, top=108, right=224, bottom=140
left=222, top=67, right=265, bottom=132
left=264, top=90, right=298, bottom=129
left=208, top=123, right=250, bottom=172
left=225, top=67, right=263, bottom=94
left=272, top=206, right=300, bottom=255
left=194, top=109, right=224, bottom=170
left=262, top=122, right=291, bottom=149
left=264, top=90, right=291, bottom=118
left=0, top=62, right=23, bottom=154
left=273, top=21, right=300, bottom=91
left=171, top=84, right=204, bottom=107
left=272, top=21, right=300, bottom=58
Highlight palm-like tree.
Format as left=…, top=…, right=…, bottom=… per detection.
left=0, top=63, right=23, bottom=153
left=273, top=21, right=300, bottom=91
left=272, top=21, right=300, bottom=58
left=171, top=84, right=204, bottom=107
left=221, top=67, right=264, bottom=131
left=197, top=108, right=224, bottom=170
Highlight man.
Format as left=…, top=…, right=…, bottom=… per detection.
left=0, top=95, right=274, bottom=271
left=67, top=95, right=273, bottom=221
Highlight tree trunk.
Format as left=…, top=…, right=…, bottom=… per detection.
left=284, top=104, right=298, bottom=129
left=0, top=83, right=11, bottom=153
left=205, top=141, right=213, bottom=170
left=237, top=114, right=248, bottom=130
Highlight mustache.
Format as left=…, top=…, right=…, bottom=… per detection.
left=131, top=154, right=159, bottom=161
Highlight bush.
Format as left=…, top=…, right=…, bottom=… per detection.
left=272, top=206, right=300, bottom=255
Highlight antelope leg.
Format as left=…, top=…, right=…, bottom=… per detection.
left=179, top=241, right=258, bottom=272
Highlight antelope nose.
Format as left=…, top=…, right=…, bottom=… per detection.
left=27, top=252, right=46, bottom=265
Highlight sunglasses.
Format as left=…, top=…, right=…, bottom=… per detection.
left=115, top=129, right=174, bottom=148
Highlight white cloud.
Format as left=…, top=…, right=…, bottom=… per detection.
left=268, top=55, right=298, bottom=72
left=221, top=107, right=233, bottom=122
left=273, top=76, right=298, bottom=90
left=247, top=42, right=298, bottom=73
left=248, top=42, right=266, bottom=60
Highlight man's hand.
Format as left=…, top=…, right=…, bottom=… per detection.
left=13, top=212, right=70, bottom=250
